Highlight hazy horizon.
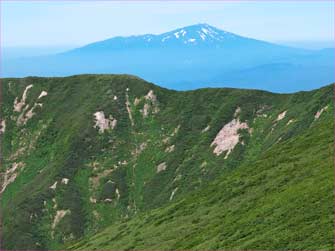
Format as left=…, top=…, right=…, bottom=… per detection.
left=3, top=1, right=334, bottom=48
left=3, top=39, right=333, bottom=60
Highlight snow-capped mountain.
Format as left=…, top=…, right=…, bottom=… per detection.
left=154, top=23, right=240, bottom=44
left=3, top=24, right=334, bottom=92
left=71, top=24, right=252, bottom=52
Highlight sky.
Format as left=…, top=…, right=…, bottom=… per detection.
left=2, top=1, right=334, bottom=49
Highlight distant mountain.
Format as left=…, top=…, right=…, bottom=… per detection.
left=68, top=23, right=273, bottom=50
left=1, top=75, right=333, bottom=249
left=2, top=24, right=334, bottom=92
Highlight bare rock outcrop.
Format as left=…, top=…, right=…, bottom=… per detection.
left=14, top=84, right=33, bottom=113
left=1, top=162, right=25, bottom=193
left=314, top=106, right=328, bottom=120
left=211, top=108, right=249, bottom=158
left=275, top=111, right=287, bottom=122
left=93, top=111, right=117, bottom=133
left=156, top=162, right=167, bottom=173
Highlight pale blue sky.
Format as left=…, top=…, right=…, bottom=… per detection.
left=2, top=1, right=334, bottom=48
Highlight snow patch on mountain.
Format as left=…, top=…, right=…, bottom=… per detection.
left=162, top=36, right=170, bottom=42
left=154, top=24, right=238, bottom=45
left=174, top=29, right=186, bottom=39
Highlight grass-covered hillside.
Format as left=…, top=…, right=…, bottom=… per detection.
left=0, top=75, right=333, bottom=250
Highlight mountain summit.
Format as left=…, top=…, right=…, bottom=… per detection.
left=153, top=23, right=244, bottom=45
left=74, top=23, right=244, bottom=51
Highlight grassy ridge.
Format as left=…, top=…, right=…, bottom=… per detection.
left=0, top=75, right=333, bottom=249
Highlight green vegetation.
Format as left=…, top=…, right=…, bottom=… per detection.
left=0, top=75, right=333, bottom=250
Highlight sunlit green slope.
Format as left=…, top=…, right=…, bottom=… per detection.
left=0, top=75, right=333, bottom=250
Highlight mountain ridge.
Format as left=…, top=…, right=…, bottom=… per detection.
left=68, top=23, right=286, bottom=51
left=0, top=74, right=333, bottom=250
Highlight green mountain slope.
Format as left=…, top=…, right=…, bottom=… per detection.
left=69, top=113, right=334, bottom=250
left=0, top=75, right=333, bottom=250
